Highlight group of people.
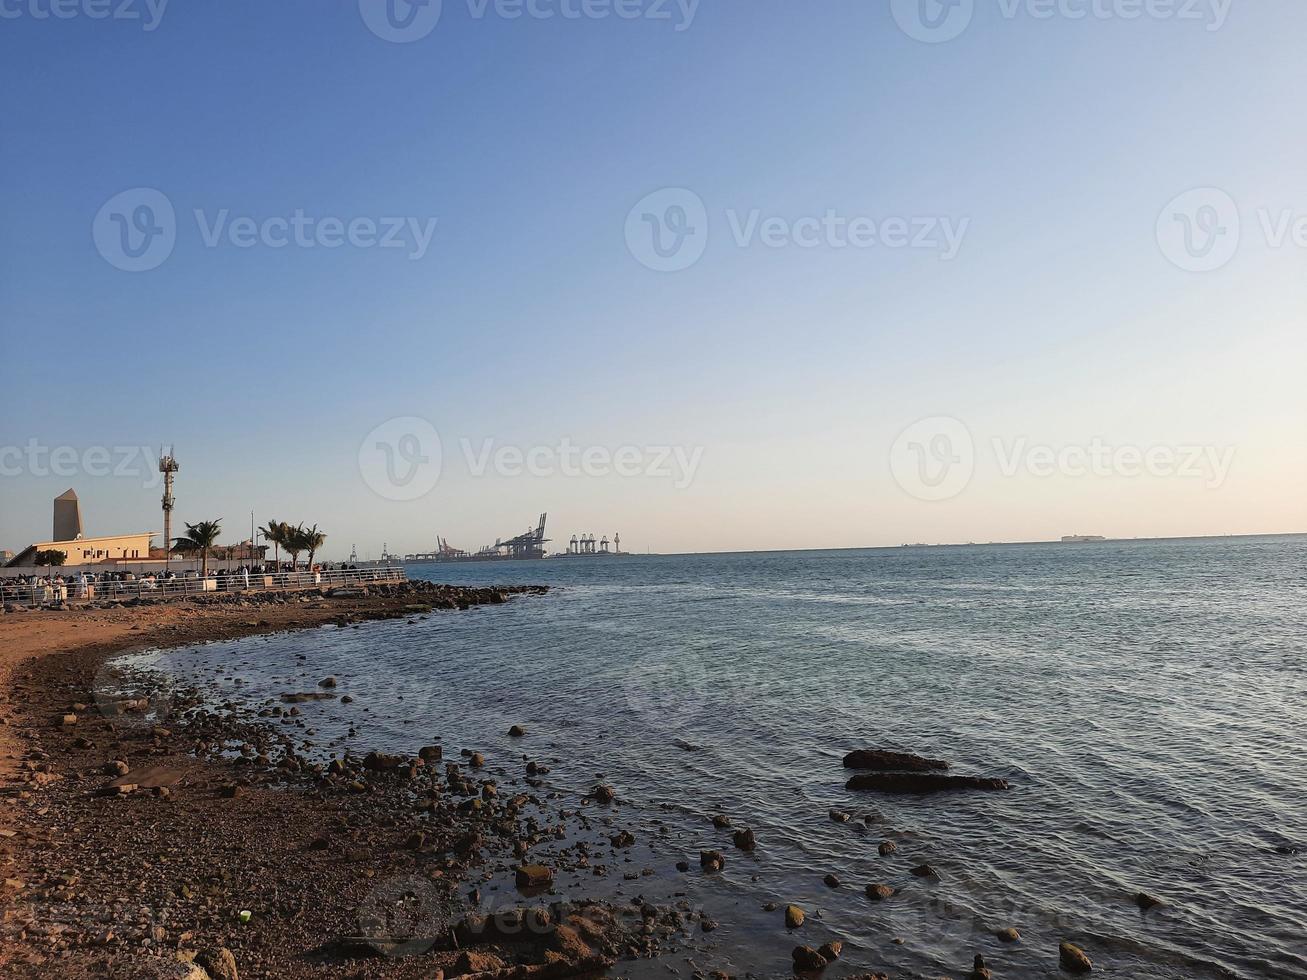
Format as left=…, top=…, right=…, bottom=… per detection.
left=1, top=561, right=391, bottom=609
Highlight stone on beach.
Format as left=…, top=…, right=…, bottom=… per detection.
left=712, top=813, right=732, bottom=828
left=1136, top=891, right=1163, bottom=911
left=508, top=724, right=526, bottom=737
left=515, top=864, right=554, bottom=888
left=591, top=783, right=616, bottom=804
left=823, top=873, right=840, bottom=888
left=733, top=827, right=756, bottom=851
left=865, top=883, right=895, bottom=900
left=996, top=926, right=1021, bottom=942
left=1059, top=941, right=1093, bottom=973
left=970, top=953, right=992, bottom=980
left=700, top=850, right=725, bottom=872
left=785, top=904, right=805, bottom=928
left=317, top=676, right=336, bottom=688
left=842, top=748, right=949, bottom=771
left=845, top=772, right=1009, bottom=794
left=195, top=947, right=240, bottom=980
left=792, top=945, right=828, bottom=971
left=878, top=840, right=897, bottom=856
left=818, top=940, right=843, bottom=960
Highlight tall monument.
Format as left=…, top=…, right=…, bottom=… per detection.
left=53, top=489, right=83, bottom=541
left=159, top=448, right=179, bottom=564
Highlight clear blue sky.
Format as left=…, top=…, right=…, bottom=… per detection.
left=2, top=0, right=1304, bottom=556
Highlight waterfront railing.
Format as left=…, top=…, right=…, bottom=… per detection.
left=0, top=565, right=408, bottom=609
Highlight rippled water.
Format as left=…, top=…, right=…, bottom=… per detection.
left=157, top=536, right=1307, bottom=979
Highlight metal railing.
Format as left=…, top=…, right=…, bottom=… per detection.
left=0, top=565, right=407, bottom=609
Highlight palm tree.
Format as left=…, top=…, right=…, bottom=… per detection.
left=283, top=523, right=307, bottom=572
left=259, top=519, right=289, bottom=570
left=303, top=524, right=327, bottom=571
left=174, top=520, right=223, bottom=578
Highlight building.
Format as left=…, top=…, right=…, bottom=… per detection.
left=5, top=532, right=156, bottom=568
left=2, top=489, right=154, bottom=568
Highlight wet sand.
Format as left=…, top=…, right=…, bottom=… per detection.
left=0, top=584, right=704, bottom=979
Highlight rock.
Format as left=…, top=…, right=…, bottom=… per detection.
left=818, top=940, right=843, bottom=960
left=996, top=926, right=1021, bottom=942
left=219, top=784, right=244, bottom=799
left=60, top=714, right=77, bottom=727
left=591, top=783, right=615, bottom=804
left=700, top=850, right=725, bottom=872
left=865, top=883, right=895, bottom=901
left=1059, top=941, right=1093, bottom=973
left=1136, top=892, right=1163, bottom=911
left=508, top=724, right=526, bottom=737
left=823, top=873, right=841, bottom=888
left=453, top=950, right=506, bottom=975
left=610, top=830, right=635, bottom=848
left=405, top=832, right=425, bottom=850
left=418, top=745, right=442, bottom=762
left=792, top=945, right=828, bottom=971
left=878, top=840, right=897, bottom=856
left=676, top=860, right=690, bottom=872
left=910, top=863, right=939, bottom=879
left=846, top=772, right=1008, bottom=794
left=785, top=905, right=805, bottom=928
left=515, top=864, right=553, bottom=888
left=842, top=749, right=949, bottom=771
left=105, top=760, right=130, bottom=777
left=712, top=814, right=732, bottom=828
left=195, top=947, right=239, bottom=980
left=362, top=752, right=405, bottom=772
left=970, top=953, right=992, bottom=980
left=829, top=808, right=851, bottom=823
left=318, top=677, right=337, bottom=688
left=733, top=828, right=756, bottom=851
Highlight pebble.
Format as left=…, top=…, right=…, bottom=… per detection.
left=785, top=905, right=805, bottom=928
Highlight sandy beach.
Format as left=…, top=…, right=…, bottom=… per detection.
left=0, top=584, right=699, bottom=979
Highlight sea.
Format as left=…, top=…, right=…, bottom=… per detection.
left=146, top=535, right=1306, bottom=979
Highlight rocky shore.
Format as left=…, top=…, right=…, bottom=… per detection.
left=0, top=582, right=704, bottom=978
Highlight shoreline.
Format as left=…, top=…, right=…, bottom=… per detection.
left=0, top=583, right=696, bottom=978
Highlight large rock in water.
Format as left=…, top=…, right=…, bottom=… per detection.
left=842, top=749, right=949, bottom=771
left=846, top=772, right=1008, bottom=793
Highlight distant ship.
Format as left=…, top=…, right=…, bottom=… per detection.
left=1061, top=534, right=1107, bottom=543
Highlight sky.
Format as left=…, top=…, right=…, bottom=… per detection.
left=1, top=0, right=1304, bottom=557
